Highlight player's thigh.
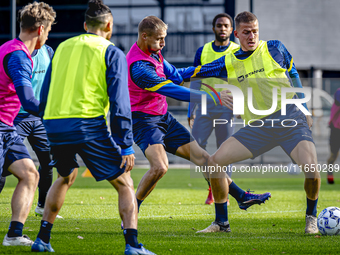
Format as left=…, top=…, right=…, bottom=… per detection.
left=7, top=158, right=37, bottom=181
left=78, top=137, right=124, bottom=182
left=3, top=134, right=34, bottom=178
left=145, top=144, right=169, bottom=169
left=210, top=137, right=253, bottom=166
left=290, top=140, right=318, bottom=166
left=108, top=171, right=134, bottom=191
left=175, top=140, right=209, bottom=166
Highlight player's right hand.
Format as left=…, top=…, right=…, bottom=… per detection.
left=121, top=154, right=135, bottom=172
left=220, top=90, right=233, bottom=110
left=187, top=116, right=195, bottom=129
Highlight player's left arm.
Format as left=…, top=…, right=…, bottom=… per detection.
left=176, top=56, right=227, bottom=81
left=106, top=45, right=135, bottom=162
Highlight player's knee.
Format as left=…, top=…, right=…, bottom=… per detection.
left=26, top=166, right=40, bottom=187
left=150, top=165, right=168, bottom=178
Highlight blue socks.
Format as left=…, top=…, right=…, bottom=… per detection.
left=124, top=229, right=138, bottom=248
left=229, top=181, right=246, bottom=202
left=306, top=197, right=318, bottom=217
left=37, top=220, right=53, bottom=243
left=215, top=201, right=228, bottom=223
left=137, top=199, right=143, bottom=212
left=7, top=221, right=23, bottom=237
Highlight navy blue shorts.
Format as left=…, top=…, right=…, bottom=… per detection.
left=330, top=124, right=340, bottom=154
left=192, top=104, right=234, bottom=149
left=15, top=120, right=50, bottom=152
left=0, top=129, right=31, bottom=177
left=132, top=112, right=193, bottom=155
left=49, top=137, right=124, bottom=181
left=233, top=105, right=314, bottom=160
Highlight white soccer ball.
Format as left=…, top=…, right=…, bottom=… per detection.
left=317, top=207, right=340, bottom=235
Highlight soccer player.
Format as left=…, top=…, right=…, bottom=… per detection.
left=188, top=13, right=239, bottom=205
left=179, top=11, right=320, bottom=234
left=0, top=2, right=55, bottom=246
left=127, top=16, right=270, bottom=221
left=327, top=88, right=340, bottom=184
left=31, top=1, right=155, bottom=254
left=13, top=44, right=62, bottom=219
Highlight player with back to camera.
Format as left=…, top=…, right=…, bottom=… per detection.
left=31, top=1, right=155, bottom=254
left=126, top=15, right=271, bottom=229
left=178, top=11, right=320, bottom=234
left=188, top=13, right=239, bottom=205
left=0, top=2, right=55, bottom=246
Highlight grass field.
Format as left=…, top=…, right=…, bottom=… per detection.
left=0, top=167, right=339, bottom=254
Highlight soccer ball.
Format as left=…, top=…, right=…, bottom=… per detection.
left=317, top=207, right=340, bottom=235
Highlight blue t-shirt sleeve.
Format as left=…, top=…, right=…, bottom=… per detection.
left=105, top=45, right=134, bottom=153
left=163, top=59, right=183, bottom=85
left=4, top=51, right=40, bottom=116
left=4, top=51, right=32, bottom=89
left=177, top=56, right=227, bottom=81
left=16, top=86, right=40, bottom=116
left=156, top=83, right=220, bottom=106
left=131, top=60, right=173, bottom=90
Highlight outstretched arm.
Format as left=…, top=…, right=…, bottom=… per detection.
left=130, top=60, right=222, bottom=105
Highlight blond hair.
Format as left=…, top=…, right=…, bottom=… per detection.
left=18, top=2, right=56, bottom=31
left=138, top=16, right=168, bottom=36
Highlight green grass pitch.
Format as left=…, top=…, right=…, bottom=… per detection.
left=0, top=167, right=339, bottom=254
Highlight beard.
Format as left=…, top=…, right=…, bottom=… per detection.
left=215, top=34, right=230, bottom=43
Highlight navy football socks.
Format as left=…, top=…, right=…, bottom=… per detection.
left=306, top=197, right=318, bottom=217
left=124, top=229, right=138, bottom=248
left=7, top=221, right=23, bottom=237
left=37, top=220, right=53, bottom=243
left=215, top=201, right=228, bottom=223
left=229, top=181, right=246, bottom=202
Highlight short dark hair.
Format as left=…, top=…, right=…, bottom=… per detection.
left=212, top=13, right=233, bottom=28
left=18, top=2, right=56, bottom=31
left=85, top=0, right=112, bottom=29
left=235, top=11, right=257, bottom=28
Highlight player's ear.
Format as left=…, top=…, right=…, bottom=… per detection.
left=234, top=30, right=238, bottom=39
left=105, top=21, right=112, bottom=32
left=141, top=32, right=148, bottom=41
left=84, top=22, right=88, bottom=32
left=212, top=26, right=216, bottom=34
left=37, top=25, right=44, bottom=36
